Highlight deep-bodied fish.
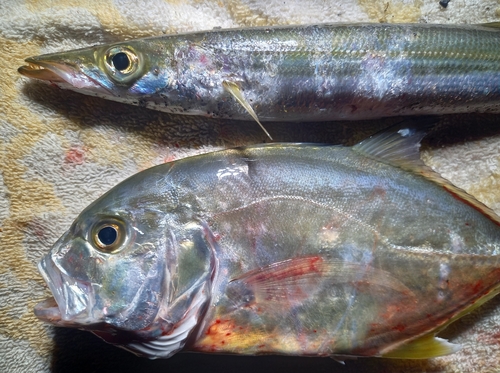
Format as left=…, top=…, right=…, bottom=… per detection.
left=35, top=127, right=500, bottom=360
left=18, top=23, right=500, bottom=138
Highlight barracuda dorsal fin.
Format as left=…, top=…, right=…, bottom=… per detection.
left=382, top=334, right=461, bottom=359
left=353, top=123, right=500, bottom=226
left=222, top=80, right=273, bottom=140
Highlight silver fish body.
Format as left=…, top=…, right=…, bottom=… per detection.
left=35, top=128, right=500, bottom=360
left=19, top=23, right=500, bottom=123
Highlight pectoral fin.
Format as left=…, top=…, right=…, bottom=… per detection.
left=382, top=334, right=461, bottom=359
left=227, top=256, right=414, bottom=307
left=222, top=80, right=273, bottom=140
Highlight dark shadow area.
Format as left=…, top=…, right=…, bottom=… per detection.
left=423, top=112, right=500, bottom=148
left=18, top=81, right=395, bottom=147
left=21, top=80, right=500, bottom=151
left=51, top=328, right=442, bottom=373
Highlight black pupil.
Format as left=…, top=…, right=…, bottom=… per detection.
left=98, top=226, right=117, bottom=246
left=112, top=52, right=130, bottom=71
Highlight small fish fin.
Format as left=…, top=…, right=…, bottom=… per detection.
left=227, top=256, right=414, bottom=307
left=354, top=122, right=500, bottom=225
left=331, top=357, right=345, bottom=365
left=479, top=22, right=500, bottom=28
left=382, top=334, right=461, bottom=359
left=222, top=80, right=273, bottom=140
left=352, top=124, right=429, bottom=172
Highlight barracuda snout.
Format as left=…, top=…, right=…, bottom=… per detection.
left=17, top=55, right=109, bottom=92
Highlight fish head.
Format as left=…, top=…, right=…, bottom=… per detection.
left=18, top=40, right=174, bottom=100
left=35, top=165, right=216, bottom=357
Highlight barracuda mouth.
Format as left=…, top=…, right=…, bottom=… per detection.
left=18, top=61, right=67, bottom=82
left=18, top=58, right=108, bottom=92
left=35, top=254, right=96, bottom=327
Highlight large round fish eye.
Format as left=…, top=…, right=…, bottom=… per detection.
left=92, top=218, right=128, bottom=253
left=112, top=52, right=131, bottom=72
left=103, top=46, right=142, bottom=84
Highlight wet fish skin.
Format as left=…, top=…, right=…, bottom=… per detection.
left=34, top=129, right=500, bottom=359
left=19, top=23, right=500, bottom=124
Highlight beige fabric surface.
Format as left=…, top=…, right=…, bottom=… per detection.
left=2, top=1, right=500, bottom=372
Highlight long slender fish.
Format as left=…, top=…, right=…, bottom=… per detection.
left=35, top=127, right=500, bottom=360
left=18, top=23, right=500, bottom=137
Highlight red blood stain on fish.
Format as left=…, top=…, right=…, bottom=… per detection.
left=195, top=319, right=250, bottom=352
left=255, top=256, right=323, bottom=283
left=199, top=54, right=209, bottom=65
left=392, top=323, right=406, bottom=332
left=472, top=280, right=484, bottom=294
left=206, top=319, right=235, bottom=336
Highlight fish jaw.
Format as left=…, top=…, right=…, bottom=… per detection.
left=35, top=249, right=95, bottom=326
left=18, top=56, right=112, bottom=94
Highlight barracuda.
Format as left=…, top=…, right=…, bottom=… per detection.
left=18, top=23, right=500, bottom=138
left=34, top=127, right=500, bottom=360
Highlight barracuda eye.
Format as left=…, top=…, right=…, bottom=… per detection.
left=112, top=52, right=130, bottom=72
left=92, top=218, right=128, bottom=253
left=104, top=46, right=142, bottom=84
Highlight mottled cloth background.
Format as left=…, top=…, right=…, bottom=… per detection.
left=2, top=1, right=500, bottom=372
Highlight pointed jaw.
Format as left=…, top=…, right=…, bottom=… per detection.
left=18, top=57, right=108, bottom=92
left=18, top=60, right=67, bottom=83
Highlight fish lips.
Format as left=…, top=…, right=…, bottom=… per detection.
left=35, top=252, right=95, bottom=327
left=18, top=58, right=111, bottom=94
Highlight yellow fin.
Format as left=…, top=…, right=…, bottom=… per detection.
left=479, top=22, right=500, bottom=28
left=222, top=80, right=273, bottom=140
left=382, top=334, right=460, bottom=359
